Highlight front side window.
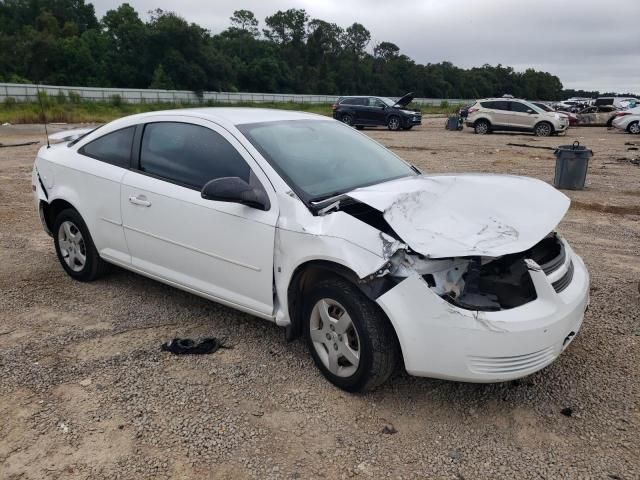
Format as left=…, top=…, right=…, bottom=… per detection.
left=370, top=98, right=386, bottom=107
left=139, top=122, right=250, bottom=189
left=510, top=102, right=531, bottom=113
left=238, top=119, right=415, bottom=202
left=79, top=126, right=135, bottom=167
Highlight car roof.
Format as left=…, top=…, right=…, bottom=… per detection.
left=120, top=107, right=328, bottom=126
left=477, top=97, right=528, bottom=102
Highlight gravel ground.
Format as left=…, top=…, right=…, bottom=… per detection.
left=0, top=118, right=638, bottom=479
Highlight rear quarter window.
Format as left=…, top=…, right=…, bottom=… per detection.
left=78, top=126, right=135, bottom=168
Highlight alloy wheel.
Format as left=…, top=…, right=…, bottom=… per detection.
left=309, top=298, right=360, bottom=377
left=58, top=220, right=86, bottom=272
left=388, top=117, right=400, bottom=130
left=630, top=122, right=640, bottom=134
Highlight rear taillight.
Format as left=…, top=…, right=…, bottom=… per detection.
left=331, top=104, right=338, bottom=110
left=616, top=112, right=631, bottom=117
left=468, top=107, right=479, bottom=114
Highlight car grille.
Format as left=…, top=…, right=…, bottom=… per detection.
left=468, top=345, right=556, bottom=374
left=552, top=260, right=574, bottom=293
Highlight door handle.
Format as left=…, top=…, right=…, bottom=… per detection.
left=128, top=195, right=151, bottom=207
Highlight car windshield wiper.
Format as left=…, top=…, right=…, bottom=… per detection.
left=309, top=191, right=347, bottom=204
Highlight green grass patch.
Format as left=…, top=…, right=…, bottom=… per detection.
left=0, top=99, right=459, bottom=124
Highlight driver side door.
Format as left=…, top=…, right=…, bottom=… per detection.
left=120, top=117, right=278, bottom=317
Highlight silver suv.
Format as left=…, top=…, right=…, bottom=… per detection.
left=466, top=98, right=568, bottom=136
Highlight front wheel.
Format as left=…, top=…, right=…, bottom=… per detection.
left=304, top=277, right=399, bottom=392
left=534, top=122, right=553, bottom=137
left=628, top=121, right=640, bottom=134
left=387, top=116, right=401, bottom=131
left=53, top=208, right=108, bottom=281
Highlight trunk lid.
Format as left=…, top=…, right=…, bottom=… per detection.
left=347, top=174, right=570, bottom=258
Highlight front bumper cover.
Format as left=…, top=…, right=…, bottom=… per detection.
left=376, top=246, right=589, bottom=382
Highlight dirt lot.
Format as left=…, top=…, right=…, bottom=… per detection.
left=1, top=117, right=639, bottom=479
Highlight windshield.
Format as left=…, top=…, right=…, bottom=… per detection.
left=238, top=119, right=416, bottom=202
left=378, top=97, right=397, bottom=107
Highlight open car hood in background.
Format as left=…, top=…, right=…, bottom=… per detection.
left=347, top=174, right=570, bottom=259
left=393, top=92, right=415, bottom=108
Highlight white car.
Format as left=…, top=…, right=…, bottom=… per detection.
left=32, top=109, right=589, bottom=391
left=611, top=107, right=640, bottom=134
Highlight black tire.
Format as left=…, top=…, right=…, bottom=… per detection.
left=628, top=121, right=640, bottom=135
left=341, top=114, right=353, bottom=126
left=402, top=126, right=413, bottom=130
left=304, top=277, right=399, bottom=392
left=534, top=122, right=553, bottom=137
left=474, top=119, right=490, bottom=135
left=53, top=208, right=108, bottom=281
left=387, top=116, right=401, bottom=131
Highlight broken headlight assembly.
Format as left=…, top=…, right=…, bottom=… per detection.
left=411, top=234, right=566, bottom=311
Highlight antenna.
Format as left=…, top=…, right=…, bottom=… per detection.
left=35, top=83, right=50, bottom=148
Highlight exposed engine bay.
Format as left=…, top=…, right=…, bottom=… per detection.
left=335, top=197, right=567, bottom=312
left=386, top=233, right=565, bottom=311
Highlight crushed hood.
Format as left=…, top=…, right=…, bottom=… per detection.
left=348, top=174, right=570, bottom=258
left=393, top=92, right=415, bottom=108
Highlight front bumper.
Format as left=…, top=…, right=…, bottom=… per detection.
left=404, top=114, right=422, bottom=126
left=377, top=244, right=589, bottom=382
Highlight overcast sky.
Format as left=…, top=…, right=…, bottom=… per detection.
left=92, top=0, right=640, bottom=93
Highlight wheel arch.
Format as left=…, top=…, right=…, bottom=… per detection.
left=41, top=198, right=81, bottom=234
left=535, top=120, right=555, bottom=133
left=284, top=259, right=399, bottom=343
left=627, top=120, right=639, bottom=133
left=474, top=116, right=492, bottom=127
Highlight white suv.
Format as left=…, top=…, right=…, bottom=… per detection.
left=466, top=98, right=569, bottom=136
left=32, top=108, right=589, bottom=391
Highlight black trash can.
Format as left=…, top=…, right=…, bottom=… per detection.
left=446, top=115, right=460, bottom=130
left=553, top=141, right=593, bottom=190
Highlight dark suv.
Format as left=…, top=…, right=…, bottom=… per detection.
left=332, top=93, right=421, bottom=130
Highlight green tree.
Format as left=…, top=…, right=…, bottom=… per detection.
left=149, top=64, right=174, bottom=89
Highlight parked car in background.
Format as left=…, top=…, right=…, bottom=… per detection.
left=576, top=105, right=619, bottom=127
left=32, top=108, right=589, bottom=391
left=612, top=107, right=640, bottom=134
left=595, top=97, right=640, bottom=108
left=466, top=98, right=569, bottom=136
left=532, top=102, right=577, bottom=126
left=332, top=93, right=422, bottom=130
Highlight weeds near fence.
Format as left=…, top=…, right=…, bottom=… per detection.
left=0, top=94, right=459, bottom=124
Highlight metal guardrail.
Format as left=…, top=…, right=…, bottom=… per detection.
left=0, top=82, right=471, bottom=106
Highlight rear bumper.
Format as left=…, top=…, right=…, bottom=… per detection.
left=377, top=244, right=589, bottom=382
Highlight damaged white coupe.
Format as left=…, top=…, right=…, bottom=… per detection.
left=32, top=109, right=590, bottom=391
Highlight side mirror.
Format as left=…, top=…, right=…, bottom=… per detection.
left=201, top=177, right=269, bottom=211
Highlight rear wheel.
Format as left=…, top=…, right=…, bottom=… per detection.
left=304, top=277, right=399, bottom=392
left=53, top=208, right=108, bottom=281
left=387, top=116, right=401, bottom=131
left=628, top=121, right=640, bottom=134
left=534, top=122, right=553, bottom=137
left=341, top=114, right=353, bottom=126
left=474, top=119, right=490, bottom=135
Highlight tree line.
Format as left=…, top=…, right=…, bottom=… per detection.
left=0, top=0, right=627, bottom=101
